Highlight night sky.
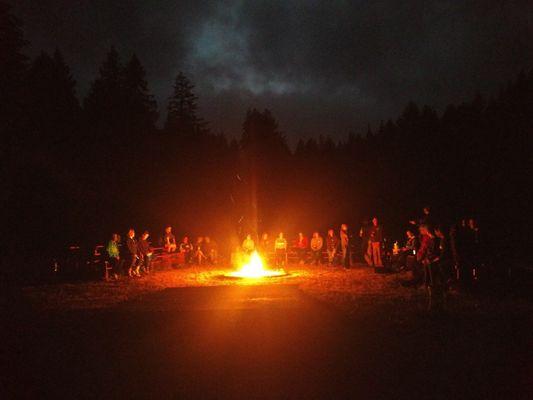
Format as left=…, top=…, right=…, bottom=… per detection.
left=10, top=0, right=533, bottom=144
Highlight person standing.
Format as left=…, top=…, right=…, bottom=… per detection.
left=163, top=226, right=177, bottom=253
left=106, top=233, right=122, bottom=280
left=369, top=217, right=383, bottom=267
left=310, top=232, right=324, bottom=265
left=359, top=220, right=372, bottom=265
left=340, top=224, right=351, bottom=268
left=417, top=224, right=442, bottom=312
left=259, top=233, right=271, bottom=253
left=138, top=231, right=153, bottom=274
left=325, top=229, right=339, bottom=266
left=274, top=232, right=287, bottom=267
left=126, top=229, right=140, bottom=277
left=295, top=232, right=308, bottom=264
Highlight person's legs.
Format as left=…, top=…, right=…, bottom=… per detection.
left=364, top=241, right=372, bottom=266
left=313, top=250, right=320, bottom=265
left=372, top=242, right=383, bottom=267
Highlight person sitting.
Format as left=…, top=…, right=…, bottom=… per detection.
left=106, top=233, right=122, bottom=280
left=179, top=236, right=193, bottom=264
left=163, top=226, right=177, bottom=253
left=242, top=234, right=255, bottom=254
left=295, top=232, right=308, bottom=265
left=325, top=229, right=339, bottom=266
left=310, top=232, right=324, bottom=265
left=138, top=231, right=153, bottom=274
left=399, top=229, right=418, bottom=271
left=274, top=232, right=287, bottom=267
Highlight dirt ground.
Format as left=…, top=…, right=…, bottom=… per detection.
left=3, top=263, right=533, bottom=399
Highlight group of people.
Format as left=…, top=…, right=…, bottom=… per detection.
left=395, top=207, right=483, bottom=310
left=239, top=223, right=353, bottom=268
left=105, top=226, right=219, bottom=279
left=162, top=226, right=219, bottom=265
left=104, top=207, right=482, bottom=314
left=106, top=229, right=154, bottom=279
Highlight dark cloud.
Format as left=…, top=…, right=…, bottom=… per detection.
left=11, top=0, right=533, bottom=144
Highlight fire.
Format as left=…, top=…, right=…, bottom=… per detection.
left=226, top=251, right=286, bottom=278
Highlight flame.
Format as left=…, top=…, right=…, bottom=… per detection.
left=226, top=251, right=286, bottom=278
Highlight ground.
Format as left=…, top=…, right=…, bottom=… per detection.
left=2, top=264, right=532, bottom=399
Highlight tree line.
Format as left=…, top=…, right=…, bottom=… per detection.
left=2, top=3, right=532, bottom=277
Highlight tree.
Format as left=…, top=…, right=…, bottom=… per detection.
left=123, top=54, right=158, bottom=133
left=26, top=49, right=80, bottom=147
left=83, top=46, right=124, bottom=134
left=165, top=71, right=202, bottom=135
left=0, top=1, right=28, bottom=151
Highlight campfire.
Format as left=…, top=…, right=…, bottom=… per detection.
left=226, top=251, right=286, bottom=278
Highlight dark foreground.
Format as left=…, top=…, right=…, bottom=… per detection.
left=3, top=281, right=532, bottom=399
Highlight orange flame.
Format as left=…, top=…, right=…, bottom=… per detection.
left=226, top=251, right=285, bottom=278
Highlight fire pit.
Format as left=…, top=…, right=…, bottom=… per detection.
left=225, top=251, right=287, bottom=278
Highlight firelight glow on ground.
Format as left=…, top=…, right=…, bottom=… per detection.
left=225, top=251, right=287, bottom=278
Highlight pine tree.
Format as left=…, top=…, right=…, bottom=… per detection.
left=165, top=71, right=202, bottom=135
left=83, top=46, right=125, bottom=133
left=27, top=50, right=80, bottom=146
left=0, top=1, right=28, bottom=150
left=123, top=54, right=158, bottom=132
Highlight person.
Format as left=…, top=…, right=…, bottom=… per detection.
left=274, top=232, right=287, bottom=267
left=340, top=224, right=351, bottom=268
left=106, top=233, right=122, bottom=280
left=125, top=228, right=140, bottom=277
left=410, top=206, right=434, bottom=230
left=179, top=236, right=193, bottom=264
left=310, top=232, right=324, bottom=265
left=204, top=236, right=218, bottom=264
left=242, top=234, right=255, bottom=254
left=259, top=233, right=271, bottom=254
left=295, top=232, right=308, bottom=264
left=417, top=224, right=443, bottom=312
left=194, top=237, right=207, bottom=265
left=369, top=217, right=383, bottom=267
left=163, top=226, right=177, bottom=253
left=359, top=220, right=372, bottom=265
left=138, top=231, right=153, bottom=274
left=399, top=229, right=418, bottom=273
left=325, top=229, right=339, bottom=266
left=434, top=226, right=452, bottom=290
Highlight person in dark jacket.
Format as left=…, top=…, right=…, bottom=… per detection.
left=340, top=224, right=351, bottom=268
left=179, top=236, right=193, bottom=264
left=417, top=224, right=444, bottom=311
left=369, top=217, right=383, bottom=267
left=138, top=231, right=153, bottom=274
left=435, top=226, right=452, bottom=289
left=126, top=229, right=140, bottom=277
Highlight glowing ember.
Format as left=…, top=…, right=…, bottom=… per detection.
left=226, top=251, right=286, bottom=278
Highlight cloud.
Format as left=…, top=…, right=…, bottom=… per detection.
left=10, top=0, right=533, bottom=143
